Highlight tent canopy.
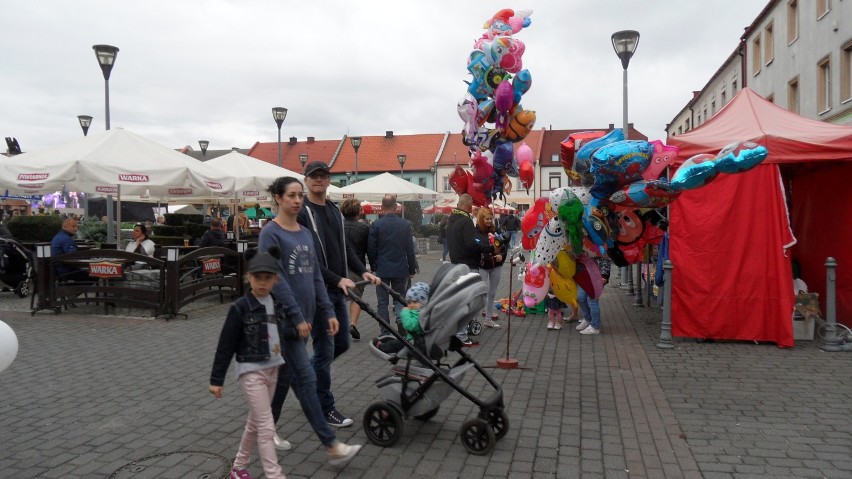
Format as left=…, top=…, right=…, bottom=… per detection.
left=671, top=88, right=852, bottom=164
left=0, top=128, right=234, bottom=198
left=667, top=87, right=852, bottom=345
left=328, top=172, right=439, bottom=202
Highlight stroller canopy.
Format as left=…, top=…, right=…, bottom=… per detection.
left=419, top=263, right=487, bottom=353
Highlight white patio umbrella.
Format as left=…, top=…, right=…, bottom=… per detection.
left=0, top=128, right=235, bottom=244
left=328, top=172, right=439, bottom=202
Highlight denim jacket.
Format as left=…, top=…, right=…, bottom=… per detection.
left=209, top=291, right=292, bottom=386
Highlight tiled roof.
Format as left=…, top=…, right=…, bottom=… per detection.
left=333, top=133, right=446, bottom=175
left=247, top=138, right=344, bottom=174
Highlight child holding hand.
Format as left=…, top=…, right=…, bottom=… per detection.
left=209, top=247, right=289, bottom=479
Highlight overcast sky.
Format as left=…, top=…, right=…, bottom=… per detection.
left=1, top=0, right=769, bottom=153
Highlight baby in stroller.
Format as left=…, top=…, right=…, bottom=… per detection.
left=372, top=282, right=430, bottom=355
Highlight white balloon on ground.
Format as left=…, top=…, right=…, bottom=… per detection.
left=0, top=320, right=18, bottom=374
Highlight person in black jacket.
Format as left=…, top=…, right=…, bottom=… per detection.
left=198, top=219, right=227, bottom=248
left=340, top=198, right=369, bottom=340
left=445, top=194, right=492, bottom=345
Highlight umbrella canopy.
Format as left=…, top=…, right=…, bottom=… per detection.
left=328, top=172, right=439, bottom=202
left=0, top=128, right=234, bottom=198
left=172, top=205, right=204, bottom=215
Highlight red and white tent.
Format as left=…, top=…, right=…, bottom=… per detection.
left=668, top=88, right=852, bottom=347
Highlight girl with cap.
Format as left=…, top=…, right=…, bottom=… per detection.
left=400, top=282, right=430, bottom=341
left=209, top=246, right=289, bottom=479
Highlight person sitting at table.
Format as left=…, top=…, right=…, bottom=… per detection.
left=50, top=218, right=91, bottom=283
left=198, top=219, right=226, bottom=248
left=125, top=223, right=156, bottom=257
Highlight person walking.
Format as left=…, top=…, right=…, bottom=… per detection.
left=296, top=161, right=380, bottom=427
left=438, top=216, right=449, bottom=263
left=340, top=198, right=370, bottom=341
left=367, top=195, right=418, bottom=336
left=209, top=247, right=289, bottom=479
left=474, top=208, right=508, bottom=329
left=258, top=176, right=361, bottom=466
left=446, top=194, right=493, bottom=346
left=576, top=257, right=612, bottom=335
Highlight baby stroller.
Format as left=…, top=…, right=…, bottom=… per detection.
left=0, top=237, right=34, bottom=298
left=347, top=263, right=508, bottom=455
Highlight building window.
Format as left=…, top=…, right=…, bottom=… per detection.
left=817, top=0, right=830, bottom=19
left=711, top=94, right=716, bottom=115
left=788, top=77, right=800, bottom=114
left=685, top=118, right=690, bottom=131
left=703, top=106, right=708, bottom=120
left=788, top=0, right=799, bottom=44
left=678, top=126, right=682, bottom=135
left=732, top=77, right=738, bottom=94
left=548, top=173, right=561, bottom=190
left=697, top=113, right=702, bottom=125
left=842, top=41, right=852, bottom=103
left=442, top=176, right=450, bottom=192
left=752, top=35, right=762, bottom=75
left=818, top=55, right=832, bottom=113
left=764, top=22, right=774, bottom=65
left=418, top=177, right=426, bottom=187
left=721, top=89, right=727, bottom=105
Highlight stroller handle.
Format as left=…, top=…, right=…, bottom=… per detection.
left=346, top=279, right=406, bottom=305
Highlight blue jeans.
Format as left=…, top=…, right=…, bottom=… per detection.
left=312, top=289, right=350, bottom=415
left=376, top=277, right=409, bottom=336
left=577, top=286, right=601, bottom=329
left=271, top=338, right=337, bottom=448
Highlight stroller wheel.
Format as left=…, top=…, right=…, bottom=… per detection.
left=460, top=418, right=495, bottom=455
left=468, top=320, right=482, bottom=336
left=363, top=401, right=403, bottom=447
left=15, top=280, right=29, bottom=298
left=483, top=408, right=510, bottom=440
left=413, top=407, right=439, bottom=421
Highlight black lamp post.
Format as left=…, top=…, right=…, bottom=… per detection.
left=612, top=29, right=642, bottom=305
left=299, top=154, right=308, bottom=172
left=430, top=165, right=436, bottom=190
left=350, top=136, right=362, bottom=181
left=198, top=140, right=209, bottom=159
left=397, top=154, right=407, bottom=179
left=346, top=171, right=352, bottom=185
left=93, top=44, right=119, bottom=243
left=77, top=115, right=93, bottom=136
left=272, top=107, right=287, bottom=168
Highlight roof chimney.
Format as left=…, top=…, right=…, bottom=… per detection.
left=307, top=137, right=315, bottom=143
left=692, top=91, right=701, bottom=99
left=288, top=137, right=297, bottom=145
left=627, top=123, right=634, bottom=130
left=385, top=131, right=394, bottom=138
left=608, top=123, right=614, bottom=130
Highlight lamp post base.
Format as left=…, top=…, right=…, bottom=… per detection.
left=496, top=357, right=519, bottom=369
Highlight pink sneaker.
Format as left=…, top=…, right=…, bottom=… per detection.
left=230, top=468, right=252, bottom=479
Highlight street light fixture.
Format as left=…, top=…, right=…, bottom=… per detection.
left=198, top=140, right=210, bottom=159
left=77, top=115, right=93, bottom=136
left=430, top=165, right=436, bottom=190
left=299, top=154, right=308, bottom=171
left=611, top=29, right=642, bottom=305
left=346, top=171, right=352, bottom=185
left=272, top=107, right=287, bottom=168
left=93, top=44, right=119, bottom=244
left=350, top=136, right=362, bottom=181
left=397, top=154, right=407, bottom=179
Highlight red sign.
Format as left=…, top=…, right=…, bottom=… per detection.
left=18, top=173, right=49, bottom=181
left=88, top=261, right=124, bottom=278
left=205, top=181, right=223, bottom=190
left=242, top=190, right=260, bottom=197
left=202, top=258, right=221, bottom=274
left=118, top=174, right=149, bottom=182
left=168, top=188, right=193, bottom=195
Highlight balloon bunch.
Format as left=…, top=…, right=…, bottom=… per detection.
left=519, top=129, right=769, bottom=308
left=454, top=8, right=537, bottom=207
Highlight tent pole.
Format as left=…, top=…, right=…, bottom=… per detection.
left=116, top=185, right=122, bottom=250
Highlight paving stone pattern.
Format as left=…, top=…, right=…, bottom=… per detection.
left=0, top=252, right=849, bottom=478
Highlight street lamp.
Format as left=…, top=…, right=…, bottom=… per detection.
left=93, top=44, right=119, bottom=244
left=77, top=115, right=92, bottom=136
left=272, top=107, right=287, bottom=168
left=611, top=29, right=642, bottom=305
left=430, top=165, right=436, bottom=190
left=350, top=136, right=362, bottom=181
left=198, top=140, right=209, bottom=159
left=346, top=171, right=352, bottom=185
left=299, top=154, right=308, bottom=171
left=397, top=154, right=407, bottom=179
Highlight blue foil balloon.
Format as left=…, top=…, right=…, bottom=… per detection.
left=713, top=141, right=768, bottom=174
left=589, top=140, right=654, bottom=199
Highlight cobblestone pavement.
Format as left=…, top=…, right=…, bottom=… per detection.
left=0, top=251, right=850, bottom=478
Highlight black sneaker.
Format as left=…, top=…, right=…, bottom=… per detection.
left=326, top=409, right=353, bottom=427
left=350, top=325, right=361, bottom=341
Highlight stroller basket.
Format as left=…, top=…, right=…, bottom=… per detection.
left=347, top=263, right=508, bottom=455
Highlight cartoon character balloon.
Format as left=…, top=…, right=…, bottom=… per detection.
left=522, top=263, right=549, bottom=307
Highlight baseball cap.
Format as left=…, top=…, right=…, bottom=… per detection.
left=247, top=250, right=280, bottom=274
left=304, top=160, right=330, bottom=177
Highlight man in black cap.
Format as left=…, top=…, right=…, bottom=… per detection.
left=297, top=160, right=380, bottom=427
